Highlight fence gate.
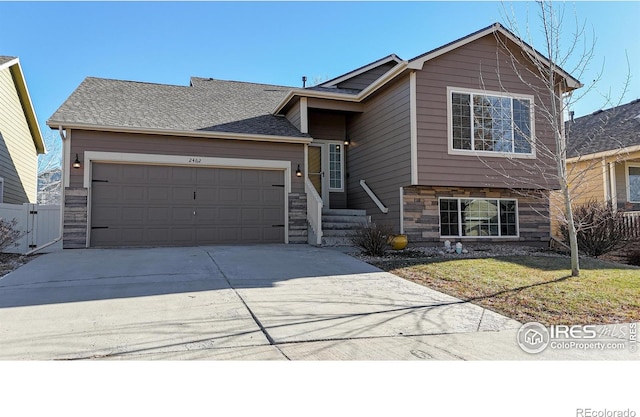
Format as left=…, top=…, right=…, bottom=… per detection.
left=0, top=203, right=61, bottom=254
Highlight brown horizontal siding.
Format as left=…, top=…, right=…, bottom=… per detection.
left=68, top=130, right=305, bottom=193
left=415, top=33, right=560, bottom=190
left=346, top=75, right=411, bottom=231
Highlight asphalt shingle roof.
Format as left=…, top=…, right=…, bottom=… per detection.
left=0, top=56, right=17, bottom=65
left=48, top=77, right=309, bottom=138
left=566, top=99, right=640, bottom=158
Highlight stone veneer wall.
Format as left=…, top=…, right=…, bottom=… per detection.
left=403, top=186, right=550, bottom=244
left=288, top=192, right=308, bottom=244
left=63, top=187, right=88, bottom=249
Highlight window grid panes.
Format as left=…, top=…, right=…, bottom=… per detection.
left=329, top=144, right=342, bottom=190
left=451, top=91, right=532, bottom=154
left=629, top=166, right=640, bottom=202
left=439, top=198, right=518, bottom=237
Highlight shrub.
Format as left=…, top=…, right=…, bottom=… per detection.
left=350, top=223, right=393, bottom=256
left=628, top=250, right=640, bottom=267
left=560, top=201, right=626, bottom=257
left=0, top=218, right=23, bottom=252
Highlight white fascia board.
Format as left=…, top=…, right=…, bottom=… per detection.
left=407, top=25, right=582, bottom=91
left=0, top=57, right=19, bottom=72
left=319, top=54, right=404, bottom=88
left=566, top=145, right=640, bottom=163
left=47, top=122, right=312, bottom=145
left=273, top=62, right=409, bottom=114
left=5, top=59, right=46, bottom=154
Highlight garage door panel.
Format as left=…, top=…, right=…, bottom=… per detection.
left=91, top=163, right=285, bottom=247
left=121, top=207, right=145, bottom=222
left=91, top=184, right=120, bottom=203
left=123, top=165, right=146, bottom=181
left=171, top=166, right=196, bottom=184
left=122, top=186, right=148, bottom=202
left=218, top=188, right=240, bottom=203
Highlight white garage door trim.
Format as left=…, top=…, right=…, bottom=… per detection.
left=83, top=151, right=292, bottom=246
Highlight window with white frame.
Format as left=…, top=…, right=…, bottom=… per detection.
left=329, top=144, right=343, bottom=190
left=628, top=164, right=640, bottom=202
left=439, top=198, right=518, bottom=237
left=450, top=88, right=533, bottom=155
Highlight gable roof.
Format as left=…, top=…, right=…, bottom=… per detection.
left=566, top=98, right=640, bottom=160
left=274, top=22, right=582, bottom=114
left=48, top=77, right=310, bottom=141
left=318, top=54, right=403, bottom=89
left=0, top=56, right=46, bottom=154
left=407, top=23, right=582, bottom=92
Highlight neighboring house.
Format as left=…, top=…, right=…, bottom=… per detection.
left=563, top=99, right=640, bottom=212
left=47, top=23, right=580, bottom=249
left=0, top=56, right=46, bottom=204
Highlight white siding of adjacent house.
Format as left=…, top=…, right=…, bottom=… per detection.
left=0, top=65, right=38, bottom=204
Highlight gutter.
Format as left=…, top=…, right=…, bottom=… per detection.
left=566, top=144, right=640, bottom=163
left=25, top=126, right=66, bottom=255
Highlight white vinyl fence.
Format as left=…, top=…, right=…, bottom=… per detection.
left=0, top=203, right=62, bottom=254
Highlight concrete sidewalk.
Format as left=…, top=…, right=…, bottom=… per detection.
left=0, top=245, right=636, bottom=360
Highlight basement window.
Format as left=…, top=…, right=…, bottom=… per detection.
left=439, top=198, right=519, bottom=238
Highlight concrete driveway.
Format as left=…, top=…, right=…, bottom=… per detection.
left=0, top=245, right=634, bottom=360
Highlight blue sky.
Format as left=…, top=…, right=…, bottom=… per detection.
left=1, top=1, right=638, bottom=159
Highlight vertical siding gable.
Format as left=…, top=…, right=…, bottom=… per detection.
left=285, top=101, right=302, bottom=131
left=337, top=62, right=398, bottom=91
left=414, top=34, right=559, bottom=190
left=0, top=67, right=37, bottom=203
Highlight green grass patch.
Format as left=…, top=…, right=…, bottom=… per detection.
left=371, top=256, right=640, bottom=325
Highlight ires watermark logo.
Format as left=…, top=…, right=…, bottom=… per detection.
left=517, top=322, right=637, bottom=354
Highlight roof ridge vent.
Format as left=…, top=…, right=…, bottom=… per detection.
left=591, top=109, right=604, bottom=115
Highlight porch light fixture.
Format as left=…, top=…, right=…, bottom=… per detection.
left=296, top=164, right=302, bottom=177
left=73, top=154, right=81, bottom=169
left=344, top=136, right=350, bottom=146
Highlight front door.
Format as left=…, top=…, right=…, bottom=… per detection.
left=308, top=144, right=327, bottom=205
left=308, top=142, right=345, bottom=207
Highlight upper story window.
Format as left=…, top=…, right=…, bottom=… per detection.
left=448, top=87, right=534, bottom=157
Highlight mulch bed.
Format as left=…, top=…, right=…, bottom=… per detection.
left=0, top=253, right=37, bottom=277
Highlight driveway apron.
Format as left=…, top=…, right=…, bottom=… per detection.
left=0, top=245, right=520, bottom=360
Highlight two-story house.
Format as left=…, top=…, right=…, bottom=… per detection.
left=47, top=23, right=580, bottom=249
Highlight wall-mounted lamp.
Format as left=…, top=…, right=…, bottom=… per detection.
left=344, top=136, right=351, bottom=146
left=295, top=164, right=302, bottom=177
left=73, top=154, right=81, bottom=169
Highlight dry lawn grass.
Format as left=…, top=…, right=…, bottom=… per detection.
left=370, top=255, right=640, bottom=326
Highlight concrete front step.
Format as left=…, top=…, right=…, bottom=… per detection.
left=322, top=236, right=355, bottom=246
left=323, top=221, right=368, bottom=230
left=322, top=229, right=358, bottom=238
left=322, top=215, right=369, bottom=224
left=322, top=208, right=367, bottom=216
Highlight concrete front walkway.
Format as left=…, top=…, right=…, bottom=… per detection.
left=0, top=245, right=635, bottom=360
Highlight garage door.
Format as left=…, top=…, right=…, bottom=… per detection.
left=90, top=163, right=285, bottom=247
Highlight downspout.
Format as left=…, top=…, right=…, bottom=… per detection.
left=25, top=126, right=66, bottom=255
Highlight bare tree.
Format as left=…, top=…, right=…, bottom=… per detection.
left=474, top=1, right=630, bottom=276
left=37, top=130, right=62, bottom=205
